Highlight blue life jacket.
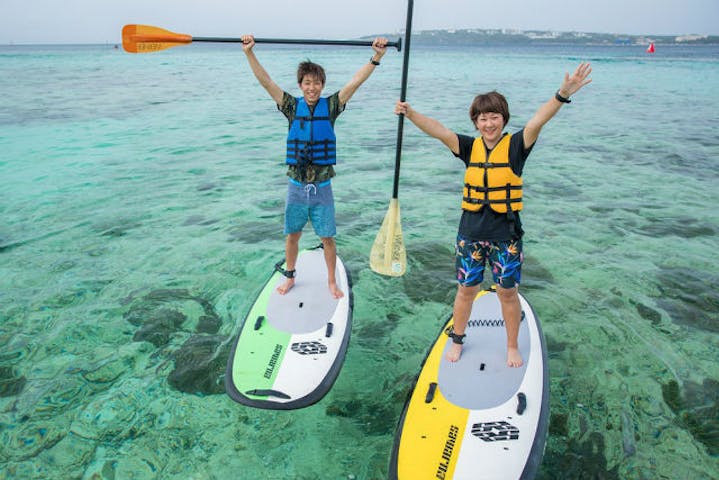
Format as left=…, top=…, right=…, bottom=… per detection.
left=286, top=97, right=337, bottom=166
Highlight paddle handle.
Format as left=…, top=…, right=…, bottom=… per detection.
left=392, top=0, right=414, bottom=199
left=193, top=36, right=402, bottom=51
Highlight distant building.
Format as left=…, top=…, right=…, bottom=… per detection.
left=526, top=31, right=560, bottom=39
left=676, top=34, right=707, bottom=42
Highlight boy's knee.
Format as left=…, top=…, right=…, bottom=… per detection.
left=496, top=285, right=519, bottom=301
left=286, top=232, right=301, bottom=244
left=456, top=285, right=479, bottom=301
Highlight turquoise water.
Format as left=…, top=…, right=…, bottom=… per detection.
left=1, top=42, right=718, bottom=479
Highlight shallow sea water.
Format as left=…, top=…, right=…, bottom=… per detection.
left=1, top=42, right=718, bottom=479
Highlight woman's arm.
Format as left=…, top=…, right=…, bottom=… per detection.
left=395, top=101, right=459, bottom=154
left=523, top=62, right=592, bottom=148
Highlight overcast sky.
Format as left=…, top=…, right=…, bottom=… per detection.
left=1, top=0, right=717, bottom=44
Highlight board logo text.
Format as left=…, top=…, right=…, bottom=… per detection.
left=435, top=424, right=459, bottom=479
left=264, top=344, right=283, bottom=379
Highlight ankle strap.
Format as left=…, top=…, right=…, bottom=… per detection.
left=274, top=262, right=296, bottom=278
left=445, top=327, right=466, bottom=344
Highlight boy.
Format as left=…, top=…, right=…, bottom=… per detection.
left=241, top=34, right=388, bottom=299
left=395, top=62, right=592, bottom=366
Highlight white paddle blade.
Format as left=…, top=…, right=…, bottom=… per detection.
left=370, top=198, right=407, bottom=277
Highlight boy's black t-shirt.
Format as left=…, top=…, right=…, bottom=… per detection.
left=453, top=130, right=533, bottom=241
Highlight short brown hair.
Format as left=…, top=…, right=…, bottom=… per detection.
left=469, top=91, right=510, bottom=127
left=297, top=60, right=326, bottom=85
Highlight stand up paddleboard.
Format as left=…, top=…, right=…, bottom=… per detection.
left=225, top=245, right=353, bottom=409
left=389, top=289, right=549, bottom=479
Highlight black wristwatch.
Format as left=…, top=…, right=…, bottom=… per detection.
left=370, top=58, right=380, bottom=66
left=555, top=91, right=571, bottom=103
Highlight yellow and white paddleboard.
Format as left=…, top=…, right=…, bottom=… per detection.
left=389, top=289, right=549, bottom=480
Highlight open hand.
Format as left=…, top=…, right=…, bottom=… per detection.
left=559, top=62, right=592, bottom=98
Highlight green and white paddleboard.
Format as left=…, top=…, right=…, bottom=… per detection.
left=225, top=246, right=353, bottom=409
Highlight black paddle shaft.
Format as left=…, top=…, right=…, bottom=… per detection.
left=392, top=0, right=414, bottom=199
left=193, top=36, right=402, bottom=51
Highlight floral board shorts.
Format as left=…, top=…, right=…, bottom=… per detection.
left=284, top=179, right=336, bottom=237
left=455, top=236, right=523, bottom=288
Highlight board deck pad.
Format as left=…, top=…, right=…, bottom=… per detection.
left=438, top=294, right=530, bottom=410
left=389, top=289, right=549, bottom=480
left=225, top=247, right=353, bottom=410
left=266, top=252, right=339, bottom=334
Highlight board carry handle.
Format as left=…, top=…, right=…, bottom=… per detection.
left=517, top=392, right=527, bottom=414
left=246, top=389, right=291, bottom=399
left=425, top=382, right=438, bottom=403
left=325, top=322, right=334, bottom=338
left=254, top=315, right=264, bottom=330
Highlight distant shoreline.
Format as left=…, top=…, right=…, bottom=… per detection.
left=364, top=28, right=719, bottom=46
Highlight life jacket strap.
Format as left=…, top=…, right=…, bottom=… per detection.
left=462, top=197, right=522, bottom=204
left=467, top=161, right=511, bottom=168
left=464, top=183, right=522, bottom=194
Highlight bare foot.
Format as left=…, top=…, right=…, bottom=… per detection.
left=276, top=277, right=295, bottom=295
left=446, top=342, right=463, bottom=362
left=329, top=281, right=344, bottom=299
left=507, top=347, right=524, bottom=368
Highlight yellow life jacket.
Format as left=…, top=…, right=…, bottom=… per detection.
left=462, top=134, right=523, bottom=213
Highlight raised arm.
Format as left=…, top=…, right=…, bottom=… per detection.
left=337, top=38, right=388, bottom=105
left=395, top=101, right=459, bottom=155
left=241, top=34, right=284, bottom=105
left=523, top=62, right=592, bottom=148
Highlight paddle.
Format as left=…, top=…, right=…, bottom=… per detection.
left=369, top=0, right=413, bottom=277
left=122, top=24, right=402, bottom=54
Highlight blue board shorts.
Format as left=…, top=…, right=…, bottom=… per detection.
left=284, top=179, right=336, bottom=238
left=455, top=236, right=523, bottom=288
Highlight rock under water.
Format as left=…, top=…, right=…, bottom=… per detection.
left=167, top=335, right=230, bottom=395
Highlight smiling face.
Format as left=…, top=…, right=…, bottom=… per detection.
left=299, top=74, right=324, bottom=106
left=469, top=91, right=510, bottom=149
left=296, top=61, right=326, bottom=107
left=474, top=112, right=505, bottom=147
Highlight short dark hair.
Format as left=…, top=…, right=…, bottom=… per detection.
left=469, top=91, right=510, bottom=127
left=297, top=60, right=326, bottom=85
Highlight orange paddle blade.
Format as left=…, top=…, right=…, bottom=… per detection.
left=122, top=24, right=193, bottom=53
